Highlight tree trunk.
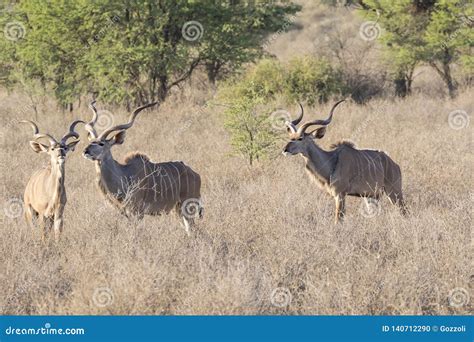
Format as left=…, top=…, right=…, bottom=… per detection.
left=394, top=76, right=408, bottom=97
left=206, top=62, right=220, bottom=85
left=430, top=49, right=458, bottom=99
left=394, top=66, right=415, bottom=98
left=443, top=60, right=457, bottom=99
left=157, top=75, right=168, bottom=102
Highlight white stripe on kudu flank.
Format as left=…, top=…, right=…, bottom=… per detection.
left=81, top=101, right=202, bottom=231
left=282, top=101, right=407, bottom=224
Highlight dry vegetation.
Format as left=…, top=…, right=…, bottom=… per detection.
left=0, top=1, right=472, bottom=315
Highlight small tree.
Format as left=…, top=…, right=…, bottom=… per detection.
left=423, top=0, right=473, bottom=98
left=360, top=0, right=473, bottom=98
left=361, top=0, right=427, bottom=97
left=217, top=59, right=284, bottom=165
left=221, top=95, right=277, bottom=166
left=217, top=56, right=344, bottom=165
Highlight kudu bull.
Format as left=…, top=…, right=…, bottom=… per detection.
left=21, top=119, right=82, bottom=241
left=82, top=101, right=203, bottom=235
left=283, top=100, right=407, bottom=223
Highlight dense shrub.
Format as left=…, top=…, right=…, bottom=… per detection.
left=284, top=56, right=343, bottom=105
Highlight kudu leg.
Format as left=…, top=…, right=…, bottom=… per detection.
left=24, top=205, right=35, bottom=230
left=182, top=217, right=193, bottom=237
left=38, top=215, right=47, bottom=242
left=176, top=202, right=196, bottom=237
left=53, top=218, right=63, bottom=242
left=334, top=194, right=346, bottom=224
left=52, top=208, right=65, bottom=242
left=387, top=191, right=408, bottom=216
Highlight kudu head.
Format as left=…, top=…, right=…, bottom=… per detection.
left=82, top=101, right=158, bottom=161
left=20, top=120, right=82, bottom=166
left=283, top=100, right=345, bottom=156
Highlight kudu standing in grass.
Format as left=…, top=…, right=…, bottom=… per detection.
left=283, top=100, right=407, bottom=223
left=82, top=101, right=203, bottom=235
left=21, top=119, right=82, bottom=241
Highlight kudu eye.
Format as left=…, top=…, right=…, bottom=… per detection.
left=98, top=142, right=105, bottom=146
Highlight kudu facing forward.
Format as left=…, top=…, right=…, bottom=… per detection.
left=21, top=119, right=82, bottom=241
left=82, top=101, right=203, bottom=235
left=283, top=100, right=407, bottom=223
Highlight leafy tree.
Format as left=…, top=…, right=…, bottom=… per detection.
left=360, top=0, right=429, bottom=97
left=0, top=0, right=301, bottom=106
left=423, top=0, right=473, bottom=98
left=360, top=0, right=473, bottom=98
left=0, top=1, right=92, bottom=109
left=198, top=1, right=301, bottom=84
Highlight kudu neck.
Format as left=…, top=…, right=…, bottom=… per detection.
left=95, top=149, right=126, bottom=195
left=50, top=159, right=66, bottom=185
left=48, top=159, right=66, bottom=202
left=96, top=149, right=122, bottom=172
left=302, top=142, right=335, bottom=181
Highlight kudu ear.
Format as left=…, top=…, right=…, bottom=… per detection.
left=29, top=141, right=49, bottom=153
left=110, top=130, right=126, bottom=145
left=310, top=126, right=327, bottom=139
left=66, top=140, right=80, bottom=151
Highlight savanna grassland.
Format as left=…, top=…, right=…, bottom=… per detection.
left=0, top=1, right=472, bottom=315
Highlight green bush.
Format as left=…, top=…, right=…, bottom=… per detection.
left=217, top=56, right=343, bottom=165
left=217, top=62, right=282, bottom=165
left=284, top=56, right=343, bottom=105
left=243, top=59, right=285, bottom=100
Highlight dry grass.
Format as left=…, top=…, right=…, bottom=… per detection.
left=0, top=1, right=472, bottom=316
left=1, top=89, right=472, bottom=315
